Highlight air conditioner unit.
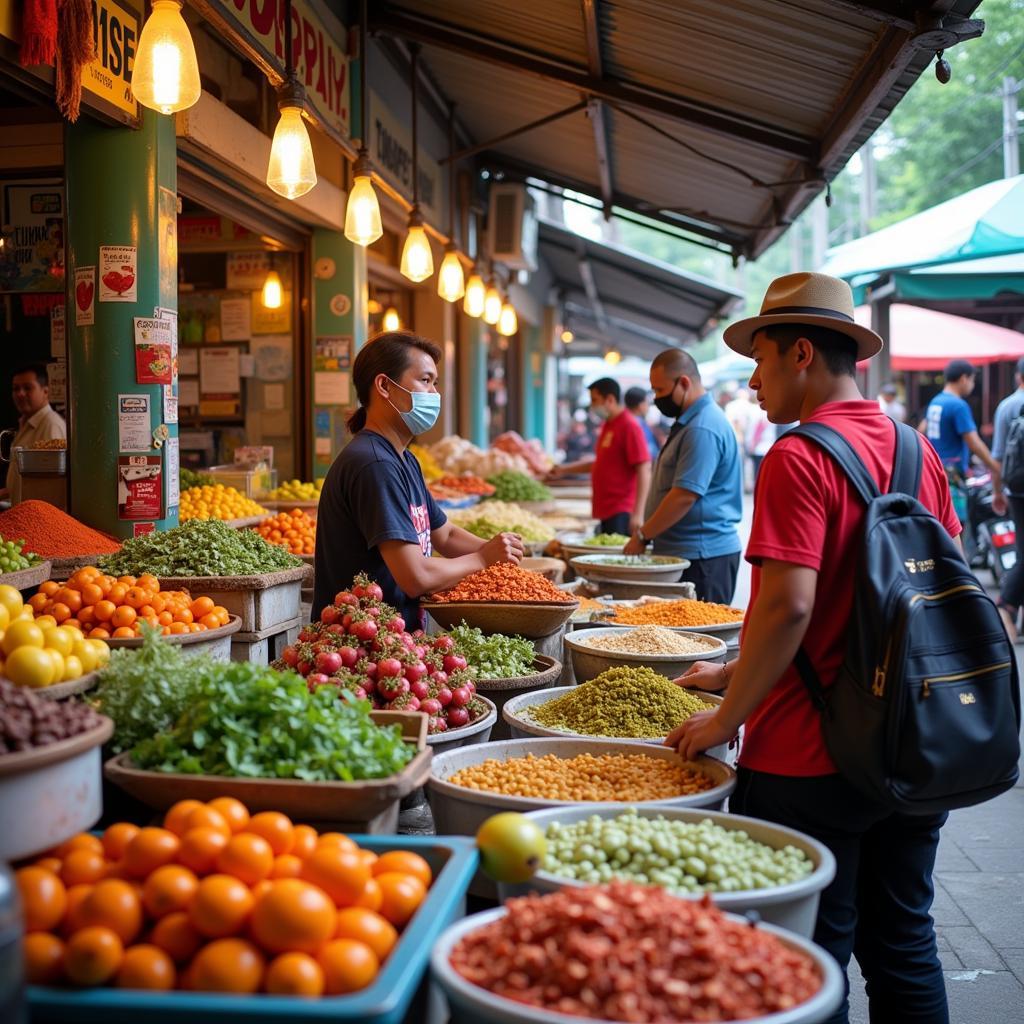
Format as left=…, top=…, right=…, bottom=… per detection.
left=488, top=183, right=538, bottom=272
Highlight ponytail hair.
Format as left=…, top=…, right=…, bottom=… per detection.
left=346, top=330, right=442, bottom=434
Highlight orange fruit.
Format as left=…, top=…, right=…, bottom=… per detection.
left=190, top=596, right=215, bottom=618
left=352, top=877, right=383, bottom=913
left=101, top=823, right=139, bottom=861
left=34, top=857, right=62, bottom=875
left=300, top=846, right=370, bottom=909
left=244, top=811, right=294, bottom=856
left=188, top=874, right=253, bottom=938
left=183, top=805, right=231, bottom=838
left=17, top=867, right=67, bottom=933
left=316, top=832, right=357, bottom=853
left=61, top=849, right=107, bottom=887
left=62, top=884, right=93, bottom=936
left=111, top=626, right=134, bottom=639
left=251, top=879, right=336, bottom=955
left=334, top=907, right=397, bottom=961
left=265, top=951, right=325, bottom=996
left=207, top=797, right=249, bottom=834
left=316, top=938, right=378, bottom=995
left=290, top=825, right=318, bottom=860
left=163, top=799, right=205, bottom=836
left=39, top=580, right=60, bottom=597
left=92, top=600, right=116, bottom=623
left=138, top=573, right=159, bottom=593
left=199, top=612, right=221, bottom=629
left=142, top=865, right=199, bottom=919
left=149, top=911, right=202, bottom=964
left=215, top=833, right=274, bottom=886
left=176, top=826, right=228, bottom=875
left=63, top=926, right=124, bottom=986
left=270, top=854, right=304, bottom=879
left=168, top=622, right=189, bottom=635
left=79, top=583, right=103, bottom=606
left=23, top=931, right=66, bottom=984
left=375, top=873, right=426, bottom=929
left=358, top=849, right=378, bottom=871
left=116, top=943, right=176, bottom=990
left=122, top=827, right=179, bottom=878
left=372, top=851, right=432, bottom=888
left=74, top=879, right=142, bottom=943
left=56, top=833, right=103, bottom=858
left=189, top=938, right=264, bottom=993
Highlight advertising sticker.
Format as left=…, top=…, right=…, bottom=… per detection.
left=118, top=394, right=151, bottom=452
left=99, top=245, right=137, bottom=301
left=118, top=455, right=163, bottom=520
left=134, top=318, right=173, bottom=385
left=74, top=266, right=95, bottom=325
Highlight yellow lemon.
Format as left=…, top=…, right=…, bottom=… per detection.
left=62, top=655, right=83, bottom=681
left=5, top=645, right=54, bottom=687
left=0, top=584, right=23, bottom=618
left=87, top=638, right=110, bottom=667
left=72, top=639, right=98, bottom=673
left=45, top=649, right=64, bottom=681
left=43, top=626, right=75, bottom=658
left=3, top=619, right=44, bottom=656
left=34, top=614, right=57, bottom=629
left=0, top=604, right=10, bottom=631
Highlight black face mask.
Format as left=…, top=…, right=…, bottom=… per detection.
left=654, top=379, right=683, bottom=420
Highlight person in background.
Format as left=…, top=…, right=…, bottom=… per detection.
left=0, top=364, right=66, bottom=504
left=313, top=332, right=523, bottom=628
left=671, top=272, right=960, bottom=1024
left=878, top=382, right=906, bottom=422
left=744, top=401, right=774, bottom=483
left=549, top=378, right=652, bottom=536
left=990, top=355, right=1024, bottom=640
left=920, top=359, right=1006, bottom=518
left=725, top=387, right=757, bottom=490
left=716, top=386, right=734, bottom=412
left=624, top=386, right=661, bottom=461
left=624, top=350, right=742, bottom=603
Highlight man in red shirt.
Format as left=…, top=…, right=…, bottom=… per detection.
left=550, top=378, right=651, bottom=535
left=668, top=273, right=960, bottom=1024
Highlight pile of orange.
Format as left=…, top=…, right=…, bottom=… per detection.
left=253, top=509, right=316, bottom=556
left=17, top=799, right=431, bottom=997
left=27, top=567, right=230, bottom=640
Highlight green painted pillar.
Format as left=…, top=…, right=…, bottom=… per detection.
left=310, top=229, right=367, bottom=479
left=65, top=109, right=179, bottom=537
left=521, top=325, right=546, bottom=441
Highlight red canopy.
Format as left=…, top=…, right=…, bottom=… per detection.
left=854, top=304, right=1024, bottom=371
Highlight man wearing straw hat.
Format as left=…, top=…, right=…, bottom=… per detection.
left=668, top=272, right=961, bottom=1024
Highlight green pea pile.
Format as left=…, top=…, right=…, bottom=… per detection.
left=0, top=535, right=41, bottom=573
left=529, top=665, right=712, bottom=738
left=584, top=533, right=630, bottom=547
left=484, top=470, right=552, bottom=503
left=447, top=623, right=535, bottom=679
left=542, top=809, right=814, bottom=893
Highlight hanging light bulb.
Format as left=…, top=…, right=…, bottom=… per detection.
left=383, top=306, right=401, bottom=332
left=561, top=329, right=574, bottom=344
left=483, top=280, right=502, bottom=325
left=266, top=90, right=317, bottom=199
left=604, top=349, right=622, bottom=366
left=131, top=0, right=201, bottom=114
left=497, top=299, right=518, bottom=337
left=400, top=208, right=434, bottom=283
left=261, top=268, right=283, bottom=309
left=345, top=154, right=383, bottom=246
left=437, top=244, right=465, bottom=302
left=464, top=272, right=486, bottom=318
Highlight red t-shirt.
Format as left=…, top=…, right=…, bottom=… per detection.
left=739, top=401, right=961, bottom=777
left=591, top=410, right=651, bottom=520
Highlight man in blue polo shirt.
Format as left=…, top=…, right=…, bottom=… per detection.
left=624, top=348, right=743, bottom=603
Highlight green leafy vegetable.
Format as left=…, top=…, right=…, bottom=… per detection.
left=484, top=470, right=552, bottom=503
left=584, top=533, right=630, bottom=547
left=448, top=622, right=535, bottom=679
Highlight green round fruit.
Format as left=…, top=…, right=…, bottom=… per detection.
left=476, top=812, right=546, bottom=883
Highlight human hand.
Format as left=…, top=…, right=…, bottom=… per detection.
left=664, top=710, right=737, bottom=762
left=672, top=660, right=728, bottom=692
left=623, top=533, right=646, bottom=556
left=993, top=490, right=1008, bottom=517
left=629, top=513, right=644, bottom=534
left=481, top=531, right=525, bottom=566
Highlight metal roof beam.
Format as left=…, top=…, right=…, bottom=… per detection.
left=580, top=0, right=614, bottom=220
left=370, top=5, right=818, bottom=161
left=577, top=253, right=609, bottom=332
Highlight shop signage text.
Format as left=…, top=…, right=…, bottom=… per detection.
left=215, top=0, right=349, bottom=137
left=86, top=0, right=138, bottom=116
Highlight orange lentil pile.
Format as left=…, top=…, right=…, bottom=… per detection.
left=612, top=598, right=744, bottom=627
left=253, top=509, right=316, bottom=556
left=450, top=882, right=823, bottom=1021
left=430, top=562, right=574, bottom=604
left=0, top=501, right=120, bottom=559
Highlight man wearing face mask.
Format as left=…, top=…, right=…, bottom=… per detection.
left=312, top=332, right=523, bottom=628
left=548, top=378, right=651, bottom=535
left=624, top=349, right=743, bottom=603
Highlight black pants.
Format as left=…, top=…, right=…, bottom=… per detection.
left=731, top=768, right=948, bottom=1024
left=598, top=512, right=631, bottom=536
left=680, top=551, right=740, bottom=604
left=999, top=494, right=1024, bottom=608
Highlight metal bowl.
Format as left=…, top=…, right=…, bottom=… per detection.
left=570, top=553, right=686, bottom=583
left=564, top=625, right=727, bottom=683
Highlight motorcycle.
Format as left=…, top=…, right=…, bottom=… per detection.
left=963, top=471, right=1017, bottom=583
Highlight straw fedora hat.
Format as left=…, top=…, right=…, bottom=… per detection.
left=723, top=271, right=883, bottom=362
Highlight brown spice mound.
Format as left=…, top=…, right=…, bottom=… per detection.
left=0, top=501, right=121, bottom=557
left=430, top=561, right=574, bottom=603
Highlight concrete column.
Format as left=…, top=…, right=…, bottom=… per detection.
left=65, top=110, right=179, bottom=536
left=310, top=229, right=366, bottom=479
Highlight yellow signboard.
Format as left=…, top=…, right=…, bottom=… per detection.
left=83, top=0, right=139, bottom=117
left=0, top=0, right=20, bottom=45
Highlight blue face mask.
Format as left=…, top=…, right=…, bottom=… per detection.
left=386, top=377, right=441, bottom=435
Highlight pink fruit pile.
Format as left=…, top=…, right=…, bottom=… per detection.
left=279, top=575, right=488, bottom=735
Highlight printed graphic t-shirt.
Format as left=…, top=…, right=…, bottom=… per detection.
left=313, top=430, right=446, bottom=627
left=924, top=391, right=976, bottom=471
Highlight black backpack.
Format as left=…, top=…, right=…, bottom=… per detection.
left=789, top=420, right=1021, bottom=814
left=1001, top=407, right=1024, bottom=495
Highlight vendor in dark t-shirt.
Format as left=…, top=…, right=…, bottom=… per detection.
left=312, top=332, right=524, bottom=626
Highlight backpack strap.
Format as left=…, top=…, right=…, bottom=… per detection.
left=787, top=422, right=880, bottom=506
left=890, top=421, right=923, bottom=499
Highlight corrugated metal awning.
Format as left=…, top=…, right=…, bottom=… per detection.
left=538, top=218, right=742, bottom=357
left=371, top=0, right=985, bottom=260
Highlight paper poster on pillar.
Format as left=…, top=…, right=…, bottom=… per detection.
left=74, top=267, right=95, bottom=326
left=158, top=188, right=178, bottom=308
left=50, top=304, right=65, bottom=358
left=134, top=318, right=174, bottom=385
left=99, top=246, right=137, bottom=301
left=117, top=455, right=163, bottom=520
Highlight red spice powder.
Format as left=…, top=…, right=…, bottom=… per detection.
left=0, top=501, right=121, bottom=557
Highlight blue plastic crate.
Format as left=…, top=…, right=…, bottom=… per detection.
left=28, top=834, right=478, bottom=1024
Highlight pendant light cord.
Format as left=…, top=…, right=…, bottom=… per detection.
left=359, top=0, right=368, bottom=156
left=448, top=103, right=456, bottom=242
left=410, top=43, right=419, bottom=211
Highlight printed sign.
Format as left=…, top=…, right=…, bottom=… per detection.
left=118, top=454, right=163, bottom=520
left=133, top=522, right=156, bottom=536
left=0, top=182, right=64, bottom=293
left=118, top=394, right=151, bottom=451
left=99, top=245, right=137, bottom=302
left=226, top=251, right=271, bottom=291
left=220, top=297, right=252, bottom=341
left=74, top=266, right=96, bottom=325
left=163, top=385, right=178, bottom=425
left=314, top=335, right=350, bottom=371
left=83, top=0, right=140, bottom=118
left=133, top=318, right=173, bottom=385
left=165, top=437, right=180, bottom=507
left=50, top=304, right=65, bottom=358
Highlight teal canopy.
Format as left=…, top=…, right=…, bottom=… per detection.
left=848, top=252, right=1024, bottom=305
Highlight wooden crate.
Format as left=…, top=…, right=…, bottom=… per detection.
left=230, top=615, right=302, bottom=665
